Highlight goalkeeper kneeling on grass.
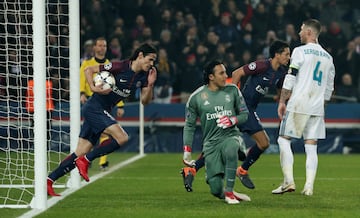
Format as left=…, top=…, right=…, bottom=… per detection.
left=181, top=147, right=246, bottom=192
left=182, top=40, right=292, bottom=192
left=181, top=60, right=250, bottom=204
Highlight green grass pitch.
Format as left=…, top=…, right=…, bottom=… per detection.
left=2, top=153, right=360, bottom=218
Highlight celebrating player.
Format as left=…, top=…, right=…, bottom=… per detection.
left=273, top=19, right=335, bottom=196
left=182, top=60, right=250, bottom=204
left=79, top=37, right=125, bottom=170
left=47, top=43, right=157, bottom=196
left=181, top=40, right=291, bottom=191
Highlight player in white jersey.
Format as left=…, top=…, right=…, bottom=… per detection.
left=272, top=19, right=335, bottom=196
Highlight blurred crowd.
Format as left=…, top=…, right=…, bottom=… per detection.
left=79, top=0, right=360, bottom=103
left=1, top=0, right=360, bottom=105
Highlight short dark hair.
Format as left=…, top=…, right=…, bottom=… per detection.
left=269, top=40, right=289, bottom=58
left=203, top=60, right=223, bottom=84
left=129, top=43, right=157, bottom=60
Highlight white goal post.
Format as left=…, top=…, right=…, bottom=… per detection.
left=0, top=0, right=145, bottom=210
left=0, top=0, right=80, bottom=209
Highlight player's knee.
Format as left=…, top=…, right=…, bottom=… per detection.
left=277, top=136, right=288, bottom=144
left=225, top=144, right=238, bottom=161
left=258, top=134, right=270, bottom=150
left=114, top=132, right=129, bottom=146
left=259, top=142, right=270, bottom=150
left=208, top=176, right=223, bottom=199
left=75, top=139, right=93, bottom=156
left=277, top=136, right=289, bottom=144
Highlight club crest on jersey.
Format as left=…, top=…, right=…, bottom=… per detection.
left=104, top=63, right=112, bottom=70
left=248, top=62, right=256, bottom=71
left=201, top=92, right=208, bottom=100
left=136, top=81, right=142, bottom=88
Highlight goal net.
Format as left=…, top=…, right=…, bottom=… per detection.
left=0, top=0, right=145, bottom=210
left=0, top=0, right=73, bottom=208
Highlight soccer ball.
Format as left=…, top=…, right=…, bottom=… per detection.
left=93, top=71, right=116, bottom=89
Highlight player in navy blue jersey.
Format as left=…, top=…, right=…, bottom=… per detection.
left=181, top=40, right=291, bottom=191
left=47, top=43, right=157, bottom=196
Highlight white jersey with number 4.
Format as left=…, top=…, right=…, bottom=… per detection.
left=286, top=43, right=335, bottom=116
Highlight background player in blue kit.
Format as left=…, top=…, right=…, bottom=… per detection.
left=47, top=43, right=157, bottom=196
left=181, top=40, right=291, bottom=191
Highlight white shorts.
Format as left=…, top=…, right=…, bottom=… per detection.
left=279, top=111, right=325, bottom=140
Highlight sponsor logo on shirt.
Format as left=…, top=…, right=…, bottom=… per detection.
left=255, top=85, right=268, bottom=95
left=206, top=110, right=233, bottom=121
left=112, top=86, right=131, bottom=98
left=205, top=106, right=233, bottom=120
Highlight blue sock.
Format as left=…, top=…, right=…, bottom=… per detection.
left=195, top=153, right=205, bottom=172
left=86, top=138, right=120, bottom=162
left=241, top=145, right=264, bottom=170
left=48, top=153, right=77, bottom=181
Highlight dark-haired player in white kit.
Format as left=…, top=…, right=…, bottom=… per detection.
left=181, top=40, right=291, bottom=191
left=47, top=43, right=157, bottom=196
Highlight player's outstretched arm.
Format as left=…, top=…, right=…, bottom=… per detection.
left=231, top=67, right=245, bottom=87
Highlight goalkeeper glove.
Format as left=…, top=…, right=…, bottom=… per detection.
left=216, top=116, right=238, bottom=129
left=183, top=145, right=195, bottom=167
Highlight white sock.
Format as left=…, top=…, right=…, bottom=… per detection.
left=304, top=144, right=318, bottom=190
left=277, top=137, right=294, bottom=184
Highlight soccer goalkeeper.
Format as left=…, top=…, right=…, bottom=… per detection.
left=182, top=60, right=250, bottom=204
left=181, top=40, right=291, bottom=192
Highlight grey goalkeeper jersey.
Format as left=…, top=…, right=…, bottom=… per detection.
left=183, top=84, right=249, bottom=154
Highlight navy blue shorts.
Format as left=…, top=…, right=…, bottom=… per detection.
left=238, top=108, right=264, bottom=135
left=79, top=102, right=117, bottom=145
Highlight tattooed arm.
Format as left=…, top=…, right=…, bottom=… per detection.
left=277, top=88, right=292, bottom=120
left=277, top=65, right=297, bottom=120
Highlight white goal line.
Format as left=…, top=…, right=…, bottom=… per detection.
left=18, top=153, right=146, bottom=217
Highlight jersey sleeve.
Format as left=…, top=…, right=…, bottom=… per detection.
left=325, top=62, right=335, bottom=100
left=289, top=47, right=304, bottom=70
left=142, top=72, right=149, bottom=88
left=243, top=60, right=269, bottom=75
left=183, top=95, right=198, bottom=148
left=99, top=60, right=130, bottom=74
left=276, top=67, right=287, bottom=89
left=233, top=85, right=249, bottom=125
